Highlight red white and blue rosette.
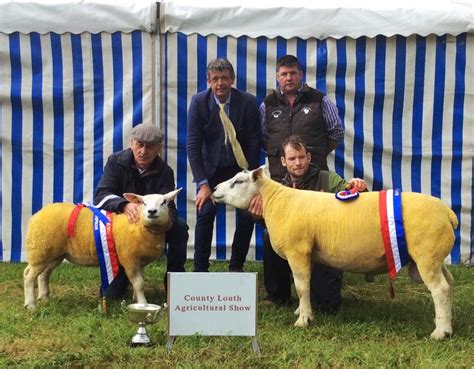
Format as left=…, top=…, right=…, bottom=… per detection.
left=335, top=187, right=360, bottom=201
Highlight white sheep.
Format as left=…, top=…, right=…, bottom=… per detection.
left=213, top=167, right=458, bottom=340
left=23, top=189, right=181, bottom=309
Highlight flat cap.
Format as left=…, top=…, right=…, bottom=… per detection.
left=131, top=123, right=164, bottom=144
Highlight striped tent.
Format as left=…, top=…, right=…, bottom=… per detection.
left=0, top=1, right=157, bottom=262
left=160, top=1, right=473, bottom=264
left=1, top=1, right=473, bottom=265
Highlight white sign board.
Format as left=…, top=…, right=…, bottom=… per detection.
left=167, top=273, right=257, bottom=336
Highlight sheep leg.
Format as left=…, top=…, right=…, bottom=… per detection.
left=37, top=258, right=63, bottom=301
left=126, top=266, right=147, bottom=304
left=287, top=253, right=313, bottom=328
left=417, top=263, right=453, bottom=340
left=24, top=264, right=47, bottom=309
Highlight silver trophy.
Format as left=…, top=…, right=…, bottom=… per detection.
left=126, top=303, right=163, bottom=346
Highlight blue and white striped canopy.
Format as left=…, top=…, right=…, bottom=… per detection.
left=162, top=32, right=473, bottom=264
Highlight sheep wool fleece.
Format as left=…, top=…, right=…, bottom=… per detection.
left=264, top=164, right=347, bottom=311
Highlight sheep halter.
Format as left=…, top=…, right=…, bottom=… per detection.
left=379, top=189, right=409, bottom=279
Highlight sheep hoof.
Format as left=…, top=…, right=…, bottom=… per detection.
left=294, top=314, right=313, bottom=328
left=24, top=303, right=37, bottom=311
left=430, top=328, right=452, bottom=340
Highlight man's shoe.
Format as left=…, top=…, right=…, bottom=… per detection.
left=262, top=296, right=292, bottom=306
left=228, top=266, right=244, bottom=272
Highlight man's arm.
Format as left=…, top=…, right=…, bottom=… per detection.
left=94, top=155, right=128, bottom=213
left=321, top=96, right=344, bottom=154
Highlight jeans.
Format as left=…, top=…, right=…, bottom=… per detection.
left=263, top=229, right=343, bottom=311
left=193, top=199, right=254, bottom=272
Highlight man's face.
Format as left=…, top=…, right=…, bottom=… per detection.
left=281, top=145, right=311, bottom=179
left=276, top=65, right=303, bottom=96
left=208, top=70, right=235, bottom=102
left=130, top=139, right=161, bottom=170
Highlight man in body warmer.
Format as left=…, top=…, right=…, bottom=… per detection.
left=251, top=55, right=346, bottom=311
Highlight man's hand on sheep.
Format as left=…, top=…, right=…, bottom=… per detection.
left=196, top=183, right=214, bottom=212
left=248, top=194, right=263, bottom=219
left=346, top=178, right=367, bottom=192
left=124, top=202, right=141, bottom=223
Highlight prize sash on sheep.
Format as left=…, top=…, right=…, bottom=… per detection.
left=379, top=189, right=409, bottom=279
left=67, top=204, right=120, bottom=294
left=92, top=210, right=120, bottom=294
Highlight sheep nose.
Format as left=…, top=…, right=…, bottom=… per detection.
left=148, top=209, right=157, bottom=216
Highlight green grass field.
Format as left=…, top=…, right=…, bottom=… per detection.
left=1, top=261, right=473, bottom=368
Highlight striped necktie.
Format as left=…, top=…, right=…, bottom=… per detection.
left=219, top=103, right=249, bottom=170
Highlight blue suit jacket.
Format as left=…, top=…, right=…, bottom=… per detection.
left=187, top=88, right=261, bottom=184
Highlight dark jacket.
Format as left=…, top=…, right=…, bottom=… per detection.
left=281, top=164, right=348, bottom=193
left=94, top=149, right=178, bottom=223
left=187, top=87, right=261, bottom=184
left=265, top=84, right=328, bottom=182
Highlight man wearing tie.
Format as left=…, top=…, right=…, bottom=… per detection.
left=187, top=58, right=261, bottom=272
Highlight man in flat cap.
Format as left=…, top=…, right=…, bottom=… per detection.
left=94, top=122, right=188, bottom=298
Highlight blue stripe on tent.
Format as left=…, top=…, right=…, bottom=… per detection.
left=31, top=33, right=44, bottom=213
left=411, top=36, right=426, bottom=193
left=277, top=37, right=287, bottom=61
left=316, top=39, right=327, bottom=93
left=112, top=32, right=123, bottom=152
left=215, top=36, right=227, bottom=260
left=51, top=33, right=64, bottom=203
left=297, top=38, right=307, bottom=79
left=176, top=33, right=188, bottom=221
left=71, top=34, right=84, bottom=204
left=197, top=35, right=207, bottom=92
left=450, top=33, right=466, bottom=263
left=131, top=31, right=142, bottom=126
left=217, top=36, right=227, bottom=59
left=256, top=37, right=267, bottom=105
left=254, top=36, right=268, bottom=261
left=236, top=36, right=247, bottom=91
left=431, top=35, right=446, bottom=199
left=334, top=38, right=346, bottom=177
left=10, top=32, right=22, bottom=262
left=353, top=37, right=366, bottom=179
left=372, top=35, right=386, bottom=191
left=91, top=33, right=104, bottom=190
left=391, top=36, right=406, bottom=190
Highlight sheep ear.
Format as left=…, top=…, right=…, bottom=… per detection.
left=252, top=167, right=264, bottom=182
left=164, top=188, right=182, bottom=202
left=123, top=193, right=143, bottom=204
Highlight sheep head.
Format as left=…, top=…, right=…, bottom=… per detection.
left=123, top=189, right=182, bottom=226
left=213, top=166, right=266, bottom=209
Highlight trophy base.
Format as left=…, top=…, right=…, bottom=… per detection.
left=129, top=323, right=152, bottom=347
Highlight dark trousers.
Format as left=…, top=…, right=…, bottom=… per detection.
left=263, top=230, right=343, bottom=312
left=193, top=166, right=255, bottom=272
left=103, top=217, right=189, bottom=299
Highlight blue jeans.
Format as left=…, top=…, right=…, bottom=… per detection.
left=193, top=199, right=254, bottom=272
left=103, top=217, right=188, bottom=299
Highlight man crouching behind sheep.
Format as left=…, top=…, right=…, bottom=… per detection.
left=93, top=123, right=188, bottom=299
left=213, top=160, right=457, bottom=340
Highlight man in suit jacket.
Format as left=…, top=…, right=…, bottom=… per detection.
left=187, top=58, right=261, bottom=272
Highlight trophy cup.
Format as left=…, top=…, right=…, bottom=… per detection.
left=126, top=303, right=163, bottom=346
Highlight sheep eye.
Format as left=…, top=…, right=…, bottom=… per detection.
left=230, top=179, right=244, bottom=189
left=161, top=199, right=167, bottom=206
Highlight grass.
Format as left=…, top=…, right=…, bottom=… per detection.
left=0, top=261, right=473, bottom=368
